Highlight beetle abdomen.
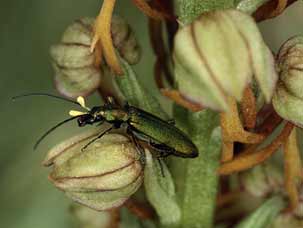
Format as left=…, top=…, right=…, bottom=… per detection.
left=127, top=106, right=198, bottom=158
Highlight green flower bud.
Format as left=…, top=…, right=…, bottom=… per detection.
left=240, top=163, right=283, bottom=197
left=43, top=129, right=143, bottom=211
left=50, top=18, right=100, bottom=98
left=50, top=16, right=141, bottom=98
left=111, top=16, right=141, bottom=65
left=273, top=36, right=303, bottom=126
left=174, top=9, right=277, bottom=111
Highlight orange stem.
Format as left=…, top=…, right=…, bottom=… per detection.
left=220, top=97, right=264, bottom=162
left=132, top=0, right=173, bottom=20
left=269, top=0, right=288, bottom=17
left=93, top=44, right=103, bottom=68
left=148, top=18, right=174, bottom=88
left=219, top=122, right=294, bottom=175
left=124, top=199, right=155, bottom=220
left=253, top=0, right=297, bottom=22
left=161, top=89, right=203, bottom=112
left=256, top=110, right=282, bottom=136
left=221, top=97, right=265, bottom=144
left=107, top=208, right=120, bottom=228
left=91, top=0, right=123, bottom=75
left=241, top=87, right=257, bottom=129
left=221, top=141, right=234, bottom=162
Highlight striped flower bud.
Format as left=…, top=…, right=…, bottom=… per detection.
left=50, top=16, right=141, bottom=98
left=272, top=36, right=303, bottom=127
left=174, top=9, right=277, bottom=111
left=50, top=18, right=100, bottom=98
left=43, top=129, right=143, bottom=211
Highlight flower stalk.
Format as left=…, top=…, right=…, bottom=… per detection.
left=91, top=0, right=171, bottom=75
left=91, top=0, right=122, bottom=75
left=220, top=96, right=264, bottom=162
left=219, top=122, right=294, bottom=175
left=283, top=128, right=303, bottom=211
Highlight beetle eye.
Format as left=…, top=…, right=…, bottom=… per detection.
left=77, top=115, right=92, bottom=127
left=95, top=115, right=103, bottom=121
left=77, top=118, right=86, bottom=127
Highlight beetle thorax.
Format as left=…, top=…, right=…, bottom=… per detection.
left=99, top=109, right=128, bottom=122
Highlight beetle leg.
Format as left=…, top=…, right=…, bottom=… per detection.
left=167, top=119, right=175, bottom=125
left=149, top=141, right=173, bottom=157
left=95, top=119, right=105, bottom=126
left=81, top=126, right=113, bottom=151
left=127, top=127, right=146, bottom=165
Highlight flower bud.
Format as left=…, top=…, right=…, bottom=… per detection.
left=174, top=9, right=277, bottom=111
left=111, top=16, right=141, bottom=65
left=43, top=129, right=143, bottom=211
left=50, top=16, right=141, bottom=98
left=272, top=36, right=303, bottom=126
left=50, top=18, right=100, bottom=98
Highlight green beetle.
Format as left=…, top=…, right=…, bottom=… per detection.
left=14, top=93, right=198, bottom=159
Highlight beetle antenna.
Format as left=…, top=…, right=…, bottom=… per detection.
left=12, top=93, right=81, bottom=106
left=34, top=115, right=79, bottom=150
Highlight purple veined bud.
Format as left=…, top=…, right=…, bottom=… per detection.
left=43, top=128, right=143, bottom=211
left=49, top=16, right=141, bottom=98
left=173, top=9, right=277, bottom=111
left=273, top=36, right=303, bottom=127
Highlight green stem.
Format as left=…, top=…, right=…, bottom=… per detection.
left=171, top=107, right=221, bottom=228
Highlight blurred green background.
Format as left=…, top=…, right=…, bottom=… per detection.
left=0, top=1, right=302, bottom=227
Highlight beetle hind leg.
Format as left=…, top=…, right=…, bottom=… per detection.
left=149, top=141, right=174, bottom=158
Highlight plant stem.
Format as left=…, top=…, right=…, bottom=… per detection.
left=171, top=107, right=220, bottom=228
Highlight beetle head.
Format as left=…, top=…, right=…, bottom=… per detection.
left=77, top=114, right=94, bottom=127
left=69, top=97, right=106, bottom=127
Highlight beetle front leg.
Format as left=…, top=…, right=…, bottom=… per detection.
left=126, top=127, right=146, bottom=165
left=81, top=126, right=113, bottom=151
